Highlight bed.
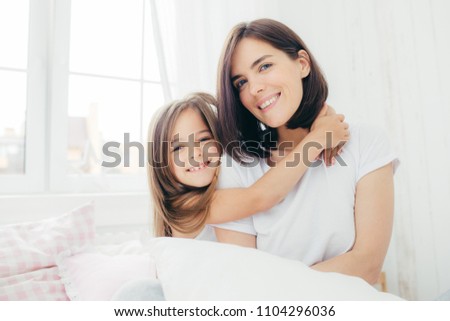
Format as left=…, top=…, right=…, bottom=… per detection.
left=0, top=202, right=402, bottom=301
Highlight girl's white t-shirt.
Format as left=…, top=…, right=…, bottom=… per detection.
left=214, top=123, right=399, bottom=266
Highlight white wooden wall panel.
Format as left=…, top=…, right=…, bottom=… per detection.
left=281, top=0, right=450, bottom=300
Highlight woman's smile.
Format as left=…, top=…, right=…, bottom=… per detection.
left=257, top=93, right=280, bottom=113
left=231, top=37, right=308, bottom=129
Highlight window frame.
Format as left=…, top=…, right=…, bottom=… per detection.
left=0, top=0, right=47, bottom=194
left=49, top=0, right=172, bottom=193
left=1, top=0, right=172, bottom=195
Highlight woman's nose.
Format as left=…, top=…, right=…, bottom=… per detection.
left=249, top=80, right=264, bottom=96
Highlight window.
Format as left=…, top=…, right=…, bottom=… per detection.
left=0, top=1, right=28, bottom=176
left=0, top=0, right=173, bottom=194
left=0, top=0, right=46, bottom=194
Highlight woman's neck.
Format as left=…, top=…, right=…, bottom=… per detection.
left=276, top=126, right=310, bottom=152
left=266, top=126, right=310, bottom=167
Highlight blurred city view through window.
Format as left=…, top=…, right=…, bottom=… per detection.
left=0, top=0, right=28, bottom=175
left=0, top=0, right=167, bottom=181
left=67, top=0, right=166, bottom=176
left=0, top=0, right=170, bottom=191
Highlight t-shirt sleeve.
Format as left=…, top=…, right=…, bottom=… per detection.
left=209, top=154, right=257, bottom=236
left=356, top=124, right=400, bottom=182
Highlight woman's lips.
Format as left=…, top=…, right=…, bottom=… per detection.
left=258, top=93, right=280, bottom=113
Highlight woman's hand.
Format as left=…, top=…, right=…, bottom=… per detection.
left=310, top=104, right=349, bottom=165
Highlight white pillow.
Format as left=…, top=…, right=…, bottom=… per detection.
left=57, top=252, right=156, bottom=301
left=148, top=238, right=403, bottom=301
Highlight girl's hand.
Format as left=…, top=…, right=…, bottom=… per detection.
left=310, top=103, right=349, bottom=165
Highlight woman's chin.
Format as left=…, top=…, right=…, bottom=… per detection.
left=264, top=119, right=288, bottom=129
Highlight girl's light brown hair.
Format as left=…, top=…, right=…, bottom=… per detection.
left=216, top=18, right=328, bottom=162
left=147, top=92, right=222, bottom=237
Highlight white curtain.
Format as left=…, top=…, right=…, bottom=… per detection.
left=154, top=0, right=280, bottom=97
left=154, top=0, right=450, bottom=300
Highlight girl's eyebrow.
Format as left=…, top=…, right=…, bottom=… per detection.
left=231, top=54, right=273, bottom=82
left=171, top=129, right=211, bottom=143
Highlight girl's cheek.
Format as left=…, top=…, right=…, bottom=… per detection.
left=209, top=146, right=220, bottom=159
left=201, top=142, right=219, bottom=156
left=170, top=152, right=185, bottom=170
left=176, top=158, right=186, bottom=170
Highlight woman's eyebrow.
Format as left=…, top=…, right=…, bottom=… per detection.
left=250, top=54, right=273, bottom=69
left=231, top=55, right=273, bottom=82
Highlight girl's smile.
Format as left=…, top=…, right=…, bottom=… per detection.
left=187, top=160, right=210, bottom=172
left=170, top=108, right=219, bottom=188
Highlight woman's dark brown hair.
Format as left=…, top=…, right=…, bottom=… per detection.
left=147, top=92, right=222, bottom=237
left=216, top=18, right=328, bottom=162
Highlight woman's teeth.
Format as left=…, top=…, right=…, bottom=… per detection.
left=259, top=95, right=279, bottom=110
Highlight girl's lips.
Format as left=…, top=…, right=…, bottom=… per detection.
left=187, top=160, right=210, bottom=172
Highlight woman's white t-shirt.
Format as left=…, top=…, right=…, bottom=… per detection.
left=214, top=123, right=399, bottom=266
left=195, top=225, right=217, bottom=241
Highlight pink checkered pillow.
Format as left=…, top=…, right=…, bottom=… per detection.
left=0, top=203, right=95, bottom=300
left=0, top=203, right=95, bottom=278
left=0, top=267, right=69, bottom=300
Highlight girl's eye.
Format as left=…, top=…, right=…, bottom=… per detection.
left=234, top=79, right=247, bottom=90
left=259, top=63, right=272, bottom=72
left=173, top=145, right=184, bottom=152
left=199, top=137, right=212, bottom=142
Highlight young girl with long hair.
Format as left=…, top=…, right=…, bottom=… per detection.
left=147, top=92, right=348, bottom=238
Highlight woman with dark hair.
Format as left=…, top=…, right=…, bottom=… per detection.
left=214, top=19, right=399, bottom=285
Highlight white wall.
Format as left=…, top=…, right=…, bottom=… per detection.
left=276, top=0, right=450, bottom=300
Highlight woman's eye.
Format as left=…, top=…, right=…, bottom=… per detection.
left=199, top=137, right=212, bottom=142
left=259, top=63, right=272, bottom=72
left=234, top=79, right=247, bottom=90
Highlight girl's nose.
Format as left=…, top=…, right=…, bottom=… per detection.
left=190, top=145, right=202, bottom=164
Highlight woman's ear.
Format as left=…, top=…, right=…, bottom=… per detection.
left=297, top=49, right=311, bottom=79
